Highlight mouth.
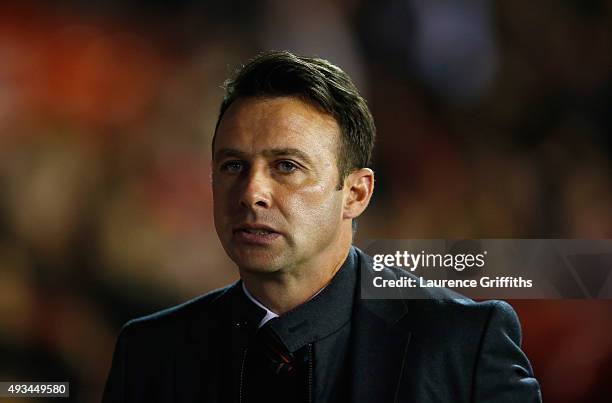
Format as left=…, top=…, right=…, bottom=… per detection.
left=236, top=228, right=276, bottom=235
left=233, top=224, right=282, bottom=244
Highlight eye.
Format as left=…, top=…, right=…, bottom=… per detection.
left=220, top=160, right=244, bottom=174
left=276, top=160, right=298, bottom=173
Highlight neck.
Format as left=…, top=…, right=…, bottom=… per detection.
left=240, top=244, right=351, bottom=315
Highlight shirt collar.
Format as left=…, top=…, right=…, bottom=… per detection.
left=241, top=274, right=332, bottom=329
left=241, top=282, right=279, bottom=328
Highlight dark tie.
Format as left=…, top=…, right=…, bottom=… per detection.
left=242, top=323, right=310, bottom=402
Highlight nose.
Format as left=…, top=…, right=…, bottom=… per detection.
left=239, top=165, right=271, bottom=209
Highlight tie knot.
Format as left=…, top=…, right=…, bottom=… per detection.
left=255, top=323, right=301, bottom=376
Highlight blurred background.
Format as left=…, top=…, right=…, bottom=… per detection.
left=1, top=0, right=611, bottom=401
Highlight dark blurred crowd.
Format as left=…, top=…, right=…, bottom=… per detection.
left=0, top=1, right=611, bottom=402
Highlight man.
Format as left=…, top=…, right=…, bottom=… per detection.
left=103, top=51, right=541, bottom=402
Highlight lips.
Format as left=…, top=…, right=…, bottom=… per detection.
left=239, top=228, right=274, bottom=235
left=233, top=223, right=278, bottom=233
left=233, top=224, right=282, bottom=244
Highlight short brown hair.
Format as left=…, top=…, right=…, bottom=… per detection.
left=213, top=51, right=376, bottom=189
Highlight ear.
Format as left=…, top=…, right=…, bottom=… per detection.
left=342, top=168, right=375, bottom=220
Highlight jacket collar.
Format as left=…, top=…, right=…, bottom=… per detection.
left=265, top=246, right=358, bottom=353
left=174, top=246, right=415, bottom=403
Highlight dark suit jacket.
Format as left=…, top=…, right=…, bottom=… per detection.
left=103, top=247, right=542, bottom=403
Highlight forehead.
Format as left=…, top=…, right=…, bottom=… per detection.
left=214, top=96, right=340, bottom=159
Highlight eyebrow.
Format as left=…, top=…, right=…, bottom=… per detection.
left=214, top=148, right=249, bottom=161
left=214, top=148, right=314, bottom=165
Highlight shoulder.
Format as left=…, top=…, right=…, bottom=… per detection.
left=355, top=246, right=520, bottom=335
left=117, top=283, right=236, bottom=343
left=410, top=298, right=521, bottom=342
left=353, top=248, right=540, bottom=400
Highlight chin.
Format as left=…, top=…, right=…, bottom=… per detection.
left=229, top=248, right=284, bottom=273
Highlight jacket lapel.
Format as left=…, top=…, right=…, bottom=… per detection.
left=350, top=248, right=413, bottom=403
left=173, top=282, right=262, bottom=403
left=173, top=285, right=239, bottom=403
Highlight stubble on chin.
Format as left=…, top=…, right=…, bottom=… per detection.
left=231, top=247, right=287, bottom=274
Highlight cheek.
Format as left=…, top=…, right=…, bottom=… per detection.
left=283, top=158, right=341, bottom=223
left=212, top=178, right=234, bottom=204
left=284, top=185, right=344, bottom=230
left=212, top=184, right=232, bottom=227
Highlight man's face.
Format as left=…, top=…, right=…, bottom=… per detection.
left=212, top=96, right=347, bottom=274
